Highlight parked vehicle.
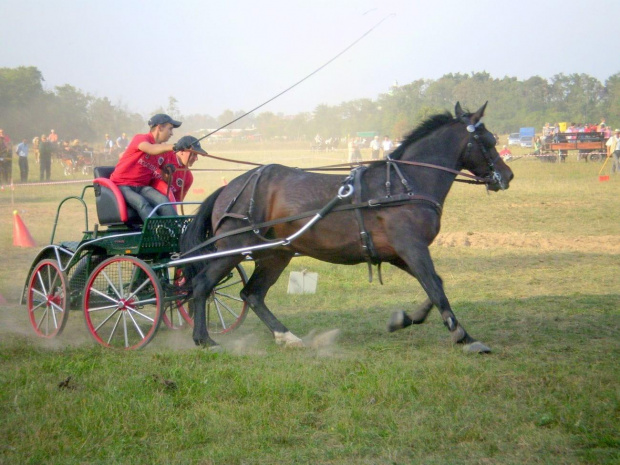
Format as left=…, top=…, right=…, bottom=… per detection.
left=508, top=133, right=520, bottom=146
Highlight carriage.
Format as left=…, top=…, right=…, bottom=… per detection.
left=21, top=166, right=249, bottom=350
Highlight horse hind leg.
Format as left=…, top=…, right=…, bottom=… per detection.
left=191, top=257, right=241, bottom=348
left=241, top=252, right=303, bottom=348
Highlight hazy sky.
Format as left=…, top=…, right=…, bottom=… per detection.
left=3, top=0, right=619, bottom=118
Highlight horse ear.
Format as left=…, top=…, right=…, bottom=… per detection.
left=455, top=102, right=464, bottom=118
left=472, top=101, right=488, bottom=123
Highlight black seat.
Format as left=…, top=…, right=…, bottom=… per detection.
left=93, top=166, right=141, bottom=226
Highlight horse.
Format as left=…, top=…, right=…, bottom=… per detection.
left=179, top=102, right=513, bottom=353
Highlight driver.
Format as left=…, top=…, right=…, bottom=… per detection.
left=110, top=114, right=194, bottom=221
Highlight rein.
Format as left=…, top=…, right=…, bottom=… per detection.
left=189, top=150, right=492, bottom=185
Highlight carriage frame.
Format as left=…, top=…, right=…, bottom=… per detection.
left=21, top=168, right=251, bottom=350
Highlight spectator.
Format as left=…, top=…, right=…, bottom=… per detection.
left=606, top=129, right=620, bottom=174
left=103, top=134, right=114, bottom=154
left=32, top=136, right=40, bottom=163
left=16, top=138, right=29, bottom=182
left=566, top=123, right=577, bottom=141
left=116, top=132, right=129, bottom=151
left=348, top=137, right=362, bottom=163
left=48, top=129, right=58, bottom=143
left=369, top=135, right=381, bottom=160
left=110, top=113, right=188, bottom=221
left=39, top=135, right=53, bottom=181
left=0, top=129, right=12, bottom=184
left=382, top=135, right=394, bottom=158
left=499, top=145, right=513, bottom=161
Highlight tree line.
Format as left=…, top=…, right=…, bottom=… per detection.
left=1, top=66, right=619, bottom=146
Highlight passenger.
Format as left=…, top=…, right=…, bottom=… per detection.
left=110, top=114, right=193, bottom=221
left=151, top=135, right=206, bottom=202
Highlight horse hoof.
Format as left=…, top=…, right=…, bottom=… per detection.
left=463, top=341, right=492, bottom=354
left=274, top=331, right=304, bottom=348
left=388, top=311, right=412, bottom=332
left=194, top=337, right=220, bottom=349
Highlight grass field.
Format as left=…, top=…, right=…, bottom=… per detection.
left=1, top=146, right=619, bottom=464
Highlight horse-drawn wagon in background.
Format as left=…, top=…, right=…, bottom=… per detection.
left=537, top=131, right=607, bottom=162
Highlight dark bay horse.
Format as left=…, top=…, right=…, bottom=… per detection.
left=179, top=103, right=513, bottom=353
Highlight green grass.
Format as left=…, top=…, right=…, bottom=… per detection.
left=1, top=148, right=619, bottom=464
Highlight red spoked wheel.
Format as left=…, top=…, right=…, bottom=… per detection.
left=27, top=259, right=69, bottom=338
left=165, top=264, right=249, bottom=334
left=83, top=256, right=163, bottom=350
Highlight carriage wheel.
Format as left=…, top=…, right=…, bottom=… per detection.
left=27, top=259, right=69, bottom=338
left=589, top=153, right=602, bottom=162
left=83, top=256, right=163, bottom=350
left=207, top=264, right=249, bottom=334
left=168, top=264, right=249, bottom=334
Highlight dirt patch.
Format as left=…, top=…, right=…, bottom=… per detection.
left=434, top=231, right=620, bottom=254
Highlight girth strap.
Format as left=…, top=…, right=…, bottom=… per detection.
left=351, top=167, right=381, bottom=283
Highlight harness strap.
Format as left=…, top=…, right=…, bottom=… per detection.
left=177, top=192, right=441, bottom=259
left=351, top=167, right=381, bottom=283
left=213, top=166, right=267, bottom=232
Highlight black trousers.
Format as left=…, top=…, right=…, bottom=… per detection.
left=18, top=157, right=28, bottom=182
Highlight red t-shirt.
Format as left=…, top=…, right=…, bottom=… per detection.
left=110, top=133, right=171, bottom=186
left=150, top=152, right=194, bottom=201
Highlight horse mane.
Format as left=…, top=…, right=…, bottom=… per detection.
left=389, top=112, right=456, bottom=160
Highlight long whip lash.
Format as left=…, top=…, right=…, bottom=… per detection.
left=196, top=14, right=394, bottom=143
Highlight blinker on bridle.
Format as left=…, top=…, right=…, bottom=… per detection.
left=463, top=119, right=505, bottom=190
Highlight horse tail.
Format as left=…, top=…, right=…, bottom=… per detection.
left=179, top=185, right=226, bottom=282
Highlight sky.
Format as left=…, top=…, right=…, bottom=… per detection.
left=3, top=0, right=619, bottom=119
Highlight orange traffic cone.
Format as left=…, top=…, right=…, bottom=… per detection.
left=13, top=210, right=37, bottom=247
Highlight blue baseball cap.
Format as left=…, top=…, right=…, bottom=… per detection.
left=148, top=114, right=182, bottom=128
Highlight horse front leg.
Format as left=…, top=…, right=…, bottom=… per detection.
left=241, top=252, right=303, bottom=348
left=391, top=247, right=491, bottom=353
left=387, top=297, right=433, bottom=331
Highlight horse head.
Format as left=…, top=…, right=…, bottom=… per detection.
left=455, top=102, right=513, bottom=191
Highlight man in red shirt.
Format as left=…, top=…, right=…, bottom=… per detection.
left=110, top=114, right=193, bottom=221
left=151, top=135, right=206, bottom=202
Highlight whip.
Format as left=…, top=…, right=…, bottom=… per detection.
left=195, top=14, right=395, bottom=144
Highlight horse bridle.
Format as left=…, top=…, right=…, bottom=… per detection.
left=462, top=119, right=506, bottom=190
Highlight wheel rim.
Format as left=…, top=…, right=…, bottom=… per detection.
left=83, top=256, right=163, bottom=350
left=206, top=264, right=248, bottom=334
left=27, top=259, right=69, bottom=338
